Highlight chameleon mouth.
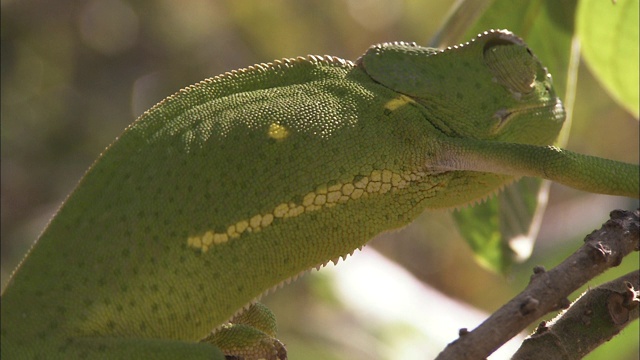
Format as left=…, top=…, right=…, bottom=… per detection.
left=492, top=98, right=564, bottom=130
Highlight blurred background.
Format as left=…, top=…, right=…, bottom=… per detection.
left=1, top=0, right=638, bottom=359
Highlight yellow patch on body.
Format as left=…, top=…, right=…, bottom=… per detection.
left=267, top=123, right=290, bottom=140
left=383, top=94, right=415, bottom=112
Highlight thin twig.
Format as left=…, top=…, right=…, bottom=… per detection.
left=435, top=209, right=640, bottom=360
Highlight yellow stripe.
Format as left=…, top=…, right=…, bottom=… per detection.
left=187, top=168, right=425, bottom=252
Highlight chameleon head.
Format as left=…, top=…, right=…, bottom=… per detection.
left=358, top=29, right=566, bottom=146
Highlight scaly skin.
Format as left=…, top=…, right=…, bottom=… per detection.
left=2, top=30, right=636, bottom=359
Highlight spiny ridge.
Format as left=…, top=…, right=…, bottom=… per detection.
left=439, top=29, right=522, bottom=53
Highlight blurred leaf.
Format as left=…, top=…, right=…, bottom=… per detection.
left=500, top=178, right=552, bottom=261
left=577, top=0, right=639, bottom=118
left=452, top=197, right=511, bottom=273
left=430, top=0, right=495, bottom=47
left=435, top=0, right=578, bottom=273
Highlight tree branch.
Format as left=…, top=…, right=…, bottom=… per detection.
left=435, top=209, right=640, bottom=360
left=512, top=270, right=639, bottom=359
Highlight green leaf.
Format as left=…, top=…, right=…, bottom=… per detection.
left=434, top=0, right=579, bottom=273
left=451, top=178, right=550, bottom=274
left=451, top=197, right=510, bottom=273
left=577, top=0, right=639, bottom=118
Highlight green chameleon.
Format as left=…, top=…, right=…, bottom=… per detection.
left=2, top=29, right=638, bottom=359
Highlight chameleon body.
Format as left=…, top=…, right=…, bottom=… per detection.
left=1, top=30, right=637, bottom=359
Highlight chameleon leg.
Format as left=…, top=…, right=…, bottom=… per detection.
left=202, top=303, right=287, bottom=360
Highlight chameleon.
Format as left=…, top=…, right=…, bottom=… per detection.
left=1, top=29, right=638, bottom=359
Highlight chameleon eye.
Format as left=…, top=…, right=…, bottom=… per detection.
left=483, top=40, right=537, bottom=96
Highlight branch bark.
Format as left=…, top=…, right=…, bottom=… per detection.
left=512, top=270, right=639, bottom=359
left=435, top=209, right=640, bottom=360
